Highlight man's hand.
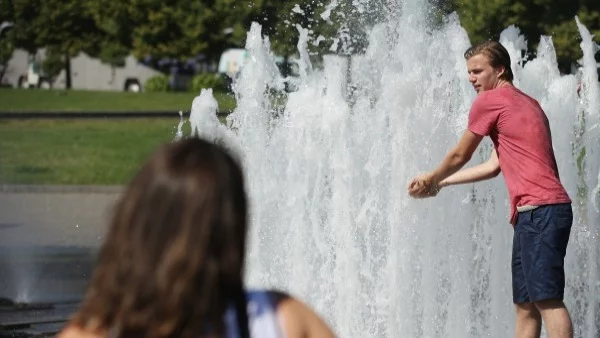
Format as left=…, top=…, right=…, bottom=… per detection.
left=407, top=130, right=483, bottom=199
left=408, top=174, right=441, bottom=198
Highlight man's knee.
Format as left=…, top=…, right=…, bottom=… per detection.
left=515, top=302, right=540, bottom=318
left=534, top=299, right=566, bottom=312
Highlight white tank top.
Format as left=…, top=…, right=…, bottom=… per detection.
left=224, top=290, right=284, bottom=338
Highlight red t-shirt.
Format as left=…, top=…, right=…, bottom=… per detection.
left=467, top=85, right=571, bottom=224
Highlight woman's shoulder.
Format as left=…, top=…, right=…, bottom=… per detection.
left=58, top=325, right=106, bottom=338
left=251, top=289, right=336, bottom=338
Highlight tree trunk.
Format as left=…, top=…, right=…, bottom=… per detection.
left=65, top=54, right=72, bottom=89
left=109, top=66, right=116, bottom=87
left=281, top=54, right=290, bottom=78
left=0, top=66, right=6, bottom=85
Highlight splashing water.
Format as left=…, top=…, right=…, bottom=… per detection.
left=174, top=111, right=185, bottom=141
left=188, top=4, right=600, bottom=338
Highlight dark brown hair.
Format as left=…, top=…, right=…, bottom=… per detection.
left=72, top=138, right=249, bottom=338
left=464, top=40, right=514, bottom=82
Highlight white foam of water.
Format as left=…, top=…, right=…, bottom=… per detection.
left=321, top=0, right=339, bottom=23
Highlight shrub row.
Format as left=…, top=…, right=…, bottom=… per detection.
left=144, top=73, right=227, bottom=93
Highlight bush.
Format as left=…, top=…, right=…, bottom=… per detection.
left=190, top=73, right=226, bottom=93
left=144, top=75, right=170, bottom=92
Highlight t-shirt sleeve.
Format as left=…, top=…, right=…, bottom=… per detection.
left=468, top=94, right=500, bottom=136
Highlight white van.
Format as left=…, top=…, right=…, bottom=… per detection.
left=217, top=48, right=300, bottom=91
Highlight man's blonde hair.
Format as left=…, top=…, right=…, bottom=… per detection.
left=464, top=40, right=514, bottom=82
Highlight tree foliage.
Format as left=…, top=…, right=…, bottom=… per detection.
left=40, top=49, right=64, bottom=87
left=84, top=1, right=131, bottom=68
left=200, top=0, right=266, bottom=60
left=0, top=35, right=14, bottom=83
left=260, top=0, right=391, bottom=63
left=453, top=0, right=600, bottom=71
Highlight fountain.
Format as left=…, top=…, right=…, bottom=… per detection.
left=188, top=1, right=599, bottom=337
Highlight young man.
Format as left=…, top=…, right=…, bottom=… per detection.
left=408, top=41, right=574, bottom=338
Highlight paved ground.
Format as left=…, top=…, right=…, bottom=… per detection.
left=0, top=187, right=121, bottom=249
left=0, top=188, right=122, bottom=304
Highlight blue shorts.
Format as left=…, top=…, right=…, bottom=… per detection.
left=512, top=203, right=573, bottom=304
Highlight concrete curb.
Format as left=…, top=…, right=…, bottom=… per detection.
left=0, top=184, right=124, bottom=194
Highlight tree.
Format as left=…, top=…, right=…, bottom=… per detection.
left=40, top=48, right=64, bottom=88
left=1, top=0, right=38, bottom=83
left=84, top=1, right=132, bottom=85
left=200, top=0, right=266, bottom=62
left=453, top=0, right=600, bottom=72
left=0, top=1, right=14, bottom=84
left=34, top=0, right=104, bottom=88
left=546, top=7, right=600, bottom=70
left=263, top=0, right=387, bottom=60
left=4, top=0, right=39, bottom=53
left=125, top=1, right=210, bottom=62
left=0, top=33, right=14, bottom=84
left=86, top=0, right=257, bottom=68
left=259, top=1, right=318, bottom=58
left=5, top=0, right=104, bottom=88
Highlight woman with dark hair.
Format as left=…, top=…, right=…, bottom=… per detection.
left=59, top=138, right=336, bottom=338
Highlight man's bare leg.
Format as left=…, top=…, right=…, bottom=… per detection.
left=515, top=302, right=542, bottom=338
left=535, top=299, right=573, bottom=338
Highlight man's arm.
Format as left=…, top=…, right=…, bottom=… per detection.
left=408, top=130, right=483, bottom=198
left=428, top=130, right=483, bottom=183
left=439, top=149, right=500, bottom=187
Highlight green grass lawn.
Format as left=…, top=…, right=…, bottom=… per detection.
left=0, top=89, right=243, bottom=185
left=0, top=119, right=192, bottom=185
left=0, top=88, right=236, bottom=113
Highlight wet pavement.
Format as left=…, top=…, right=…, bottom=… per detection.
left=0, top=187, right=121, bottom=337
left=0, top=301, right=79, bottom=337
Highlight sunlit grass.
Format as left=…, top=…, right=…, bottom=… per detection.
left=0, top=118, right=190, bottom=185
left=0, top=88, right=236, bottom=113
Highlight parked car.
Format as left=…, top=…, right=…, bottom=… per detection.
left=217, top=48, right=301, bottom=92
left=16, top=54, right=52, bottom=89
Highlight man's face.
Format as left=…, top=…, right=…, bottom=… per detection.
left=466, top=53, right=504, bottom=94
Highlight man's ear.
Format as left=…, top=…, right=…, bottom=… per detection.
left=496, top=65, right=506, bottom=78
